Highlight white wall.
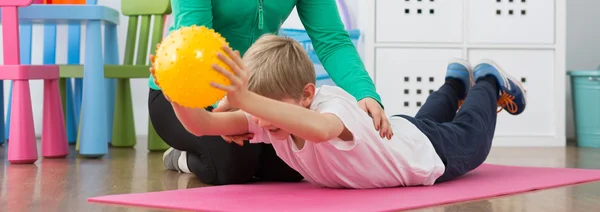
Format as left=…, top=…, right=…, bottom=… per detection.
left=0, top=0, right=361, bottom=137
left=0, top=0, right=594, bottom=139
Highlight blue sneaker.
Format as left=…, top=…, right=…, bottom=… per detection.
left=445, top=59, right=474, bottom=107
left=473, top=59, right=527, bottom=115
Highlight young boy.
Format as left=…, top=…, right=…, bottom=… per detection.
left=167, top=35, right=527, bottom=188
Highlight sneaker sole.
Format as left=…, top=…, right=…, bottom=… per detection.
left=448, top=58, right=472, bottom=70
left=475, top=59, right=510, bottom=89
left=507, top=74, right=528, bottom=106
left=475, top=59, right=527, bottom=107
left=447, top=58, right=475, bottom=88
left=163, top=147, right=173, bottom=163
left=163, top=147, right=174, bottom=162
left=178, top=151, right=191, bottom=173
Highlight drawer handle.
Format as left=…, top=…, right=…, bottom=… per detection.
left=588, top=77, right=600, bottom=81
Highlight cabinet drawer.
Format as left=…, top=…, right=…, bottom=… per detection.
left=467, top=0, right=555, bottom=44
left=375, top=48, right=463, bottom=116
left=375, top=0, right=464, bottom=43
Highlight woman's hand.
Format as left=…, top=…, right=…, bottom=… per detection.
left=149, top=43, right=162, bottom=88
left=221, top=133, right=254, bottom=146
left=213, top=96, right=255, bottom=146
left=213, top=96, right=234, bottom=112
left=358, top=98, right=393, bottom=140
left=149, top=55, right=160, bottom=88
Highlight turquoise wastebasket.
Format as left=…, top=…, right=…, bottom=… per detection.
left=568, top=70, right=600, bottom=148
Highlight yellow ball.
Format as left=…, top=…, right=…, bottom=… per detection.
left=154, top=25, right=232, bottom=108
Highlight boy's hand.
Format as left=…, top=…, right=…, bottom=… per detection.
left=210, top=46, right=250, bottom=108
left=222, top=133, right=254, bottom=146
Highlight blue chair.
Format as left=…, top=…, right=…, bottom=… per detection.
left=1, top=1, right=120, bottom=157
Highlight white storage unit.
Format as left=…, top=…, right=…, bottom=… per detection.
left=360, top=0, right=566, bottom=147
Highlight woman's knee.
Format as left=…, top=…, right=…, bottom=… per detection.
left=199, top=164, right=257, bottom=185
left=185, top=151, right=255, bottom=185
left=148, top=89, right=191, bottom=150
left=255, top=145, right=303, bottom=182
left=197, top=144, right=263, bottom=185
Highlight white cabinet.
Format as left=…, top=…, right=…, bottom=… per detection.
left=363, top=0, right=566, bottom=147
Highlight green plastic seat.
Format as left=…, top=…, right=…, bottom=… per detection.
left=66, top=0, right=172, bottom=151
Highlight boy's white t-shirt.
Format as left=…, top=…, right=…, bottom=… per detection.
left=246, top=85, right=445, bottom=188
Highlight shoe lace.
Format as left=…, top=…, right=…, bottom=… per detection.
left=497, top=91, right=517, bottom=113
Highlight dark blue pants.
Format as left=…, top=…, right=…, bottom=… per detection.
left=397, top=79, right=498, bottom=183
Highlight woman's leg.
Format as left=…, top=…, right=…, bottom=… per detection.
left=254, top=144, right=304, bottom=182
left=148, top=89, right=262, bottom=185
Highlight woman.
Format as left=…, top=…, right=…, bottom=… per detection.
left=149, top=0, right=391, bottom=185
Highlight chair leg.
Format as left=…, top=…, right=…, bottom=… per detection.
left=0, top=80, right=4, bottom=145
left=5, top=22, right=34, bottom=142
left=78, top=20, right=108, bottom=157
left=105, top=22, right=119, bottom=145
left=111, top=78, right=136, bottom=147
left=59, top=78, right=66, bottom=114
left=58, top=78, right=72, bottom=144
left=5, top=83, right=12, bottom=141
left=74, top=78, right=83, bottom=125
left=105, top=80, right=116, bottom=146
left=39, top=22, right=68, bottom=157
left=148, top=120, right=169, bottom=151
left=65, top=79, right=77, bottom=144
left=67, top=20, right=81, bottom=145
left=42, top=79, right=69, bottom=158
left=75, top=107, right=82, bottom=152
left=7, top=80, right=37, bottom=164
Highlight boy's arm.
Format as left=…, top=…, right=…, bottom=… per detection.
left=238, top=92, right=352, bottom=143
left=171, top=103, right=250, bottom=137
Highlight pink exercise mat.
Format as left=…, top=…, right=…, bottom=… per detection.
left=88, top=164, right=600, bottom=212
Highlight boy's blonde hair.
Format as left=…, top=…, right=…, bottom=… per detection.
left=244, top=34, right=316, bottom=100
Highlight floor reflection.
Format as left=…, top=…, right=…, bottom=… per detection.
left=1, top=140, right=600, bottom=212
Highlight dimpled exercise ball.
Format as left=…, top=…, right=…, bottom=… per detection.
left=154, top=25, right=233, bottom=108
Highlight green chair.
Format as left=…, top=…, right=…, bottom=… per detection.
left=62, top=0, right=171, bottom=151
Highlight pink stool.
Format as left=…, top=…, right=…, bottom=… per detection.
left=1, top=0, right=69, bottom=164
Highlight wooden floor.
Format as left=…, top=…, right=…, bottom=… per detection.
left=1, top=139, right=600, bottom=212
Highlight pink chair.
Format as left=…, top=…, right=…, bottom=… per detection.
left=0, top=0, right=68, bottom=164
